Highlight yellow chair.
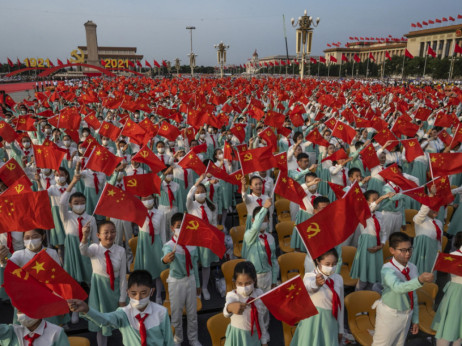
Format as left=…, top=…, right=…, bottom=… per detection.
left=420, top=282, right=438, bottom=300
left=444, top=205, right=455, bottom=233
left=282, top=321, right=298, bottom=346
left=68, top=337, right=90, bottom=346
left=275, top=221, right=295, bottom=253
left=222, top=259, right=246, bottom=292
left=229, top=226, right=245, bottom=258
left=405, top=209, right=418, bottom=225
left=278, top=252, right=306, bottom=282
left=402, top=224, right=416, bottom=238
left=207, top=313, right=230, bottom=346
left=160, top=269, right=202, bottom=315
left=417, top=286, right=437, bottom=335
left=275, top=198, right=291, bottom=223
left=128, top=236, right=138, bottom=272
left=345, top=290, right=381, bottom=346
left=382, top=241, right=392, bottom=262
left=340, top=246, right=358, bottom=287
left=236, top=202, right=248, bottom=226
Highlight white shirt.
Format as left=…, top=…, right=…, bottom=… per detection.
left=413, top=205, right=443, bottom=249
left=47, top=184, right=74, bottom=207
left=186, top=186, right=216, bottom=226
left=10, top=247, right=61, bottom=267
left=12, top=320, right=65, bottom=346
left=141, top=208, right=166, bottom=244
left=80, top=169, right=106, bottom=190
left=121, top=301, right=169, bottom=331
left=79, top=243, right=127, bottom=302
left=242, top=192, right=270, bottom=217
left=329, top=165, right=348, bottom=187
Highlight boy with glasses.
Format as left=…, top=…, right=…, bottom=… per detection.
left=372, top=232, right=434, bottom=346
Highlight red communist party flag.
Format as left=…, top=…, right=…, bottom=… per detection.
left=99, top=121, right=121, bottom=141
left=238, top=146, right=275, bottom=175
left=402, top=139, right=424, bottom=162
left=306, top=128, right=330, bottom=147
left=379, top=164, right=418, bottom=190
left=332, top=121, right=356, bottom=144
left=157, top=121, right=181, bottom=142
left=205, top=161, right=233, bottom=184
left=123, top=173, right=161, bottom=197
left=0, top=121, right=18, bottom=143
left=0, top=158, right=29, bottom=186
left=177, top=213, right=226, bottom=258
left=258, top=127, right=278, bottom=152
left=0, top=175, right=33, bottom=196
left=3, top=261, right=69, bottom=319
left=321, top=148, right=348, bottom=163
left=131, top=145, right=166, bottom=174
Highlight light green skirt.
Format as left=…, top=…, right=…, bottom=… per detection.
left=63, top=234, right=92, bottom=285
left=350, top=234, right=383, bottom=283
left=432, top=281, right=462, bottom=341
left=224, top=324, right=262, bottom=346
left=409, top=235, right=438, bottom=275
left=290, top=307, right=339, bottom=346
left=134, top=231, right=167, bottom=279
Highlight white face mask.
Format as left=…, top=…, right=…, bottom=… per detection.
left=55, top=176, right=66, bottom=184
left=217, top=154, right=224, bottom=160
left=23, top=142, right=31, bottom=148
left=17, top=313, right=40, bottom=328
left=173, top=227, right=181, bottom=238
left=45, top=129, right=52, bottom=134
left=117, top=172, right=124, bottom=180
left=43, top=169, right=51, bottom=175
left=308, top=184, right=318, bottom=193
left=199, top=134, right=206, bottom=139
left=78, top=148, right=85, bottom=154
left=157, top=147, right=165, bottom=154
left=63, top=140, right=71, bottom=147
left=319, top=264, right=337, bottom=276
left=236, top=284, right=254, bottom=297
left=165, top=174, right=173, bottom=182
left=142, top=199, right=154, bottom=209
left=260, top=222, right=268, bottom=232
left=129, top=292, right=152, bottom=310
left=82, top=132, right=89, bottom=138
left=72, top=204, right=86, bottom=215
left=102, top=140, right=108, bottom=145
left=195, top=193, right=206, bottom=203
left=24, top=238, right=42, bottom=251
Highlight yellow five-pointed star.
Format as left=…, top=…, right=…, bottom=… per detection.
left=32, top=261, right=45, bottom=274
left=287, top=284, right=296, bottom=291
left=37, top=149, right=42, bottom=154
left=96, top=150, right=102, bottom=156
left=108, top=189, right=116, bottom=197
left=355, top=188, right=360, bottom=194
left=444, top=256, right=455, bottom=262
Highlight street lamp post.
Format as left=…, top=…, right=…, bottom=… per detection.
left=214, top=42, right=229, bottom=78
left=174, top=58, right=181, bottom=75
left=186, top=26, right=196, bottom=77
left=291, top=10, right=320, bottom=80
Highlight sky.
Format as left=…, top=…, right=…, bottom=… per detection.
left=0, top=0, right=461, bottom=66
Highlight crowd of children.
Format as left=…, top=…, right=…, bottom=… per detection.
left=0, top=76, right=462, bottom=346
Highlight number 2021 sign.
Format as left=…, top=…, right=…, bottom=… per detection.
left=103, top=59, right=130, bottom=68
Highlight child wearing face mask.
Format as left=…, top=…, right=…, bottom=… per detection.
left=59, top=173, right=97, bottom=324
left=3, top=229, right=71, bottom=327
left=100, top=136, right=115, bottom=154
left=158, top=166, right=180, bottom=232
left=60, top=135, right=77, bottom=175
left=242, top=199, right=278, bottom=293
left=78, top=162, right=107, bottom=219
left=213, top=149, right=233, bottom=229
left=241, top=176, right=271, bottom=232
left=80, top=221, right=128, bottom=346
left=36, top=168, right=74, bottom=261
left=125, top=157, right=146, bottom=176
left=162, top=213, right=201, bottom=346
left=186, top=175, right=219, bottom=301
left=0, top=308, right=69, bottom=346
left=68, top=270, right=174, bottom=346
left=156, top=141, right=173, bottom=166
left=135, top=195, right=167, bottom=304
left=291, top=248, right=344, bottom=346
left=350, top=190, right=393, bottom=291
left=223, top=261, right=269, bottom=346
left=36, top=167, right=55, bottom=190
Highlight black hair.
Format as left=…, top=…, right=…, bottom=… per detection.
left=171, top=212, right=184, bottom=226
left=305, top=172, right=318, bottom=180
left=453, top=231, right=462, bottom=249
left=293, top=131, right=303, bottom=142
left=69, top=192, right=86, bottom=203
left=389, top=232, right=412, bottom=249
left=81, top=127, right=91, bottom=134
left=348, top=167, right=361, bottom=178
left=196, top=183, right=216, bottom=211
left=249, top=176, right=263, bottom=186
left=296, top=152, right=309, bottom=162
left=364, top=190, right=379, bottom=201
left=58, top=167, right=71, bottom=184
left=313, top=196, right=330, bottom=210
left=233, top=261, right=258, bottom=287
left=97, top=220, right=116, bottom=233
left=212, top=148, right=222, bottom=162
left=25, top=229, right=47, bottom=248
left=314, top=248, right=339, bottom=264
left=354, top=141, right=364, bottom=150
left=128, top=270, right=153, bottom=289
left=156, top=140, right=165, bottom=147
left=252, top=206, right=263, bottom=218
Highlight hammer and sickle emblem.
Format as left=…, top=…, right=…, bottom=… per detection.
left=408, top=141, right=415, bottom=147
left=19, top=119, right=26, bottom=124
left=266, top=131, right=271, bottom=136
left=338, top=125, right=344, bottom=131
left=306, top=222, right=321, bottom=239
left=243, top=153, right=253, bottom=161
left=0, top=123, right=4, bottom=128
left=162, top=125, right=168, bottom=131
left=6, top=163, right=16, bottom=171
left=15, top=184, right=24, bottom=194
left=235, top=174, right=242, bottom=181
left=391, top=167, right=398, bottom=173
left=104, top=124, right=109, bottom=130
left=127, top=179, right=137, bottom=188
left=140, top=151, right=149, bottom=158
left=186, top=220, right=199, bottom=230
left=70, top=48, right=85, bottom=64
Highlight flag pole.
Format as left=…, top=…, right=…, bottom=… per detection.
left=90, top=181, right=108, bottom=221
left=366, top=50, right=370, bottom=78
left=401, top=53, right=406, bottom=80
left=283, top=15, right=289, bottom=76
left=352, top=61, right=355, bottom=78
left=423, top=44, right=428, bottom=77
left=449, top=123, right=459, bottom=149
left=247, top=274, right=301, bottom=304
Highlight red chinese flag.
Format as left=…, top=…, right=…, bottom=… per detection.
left=373, top=127, right=397, bottom=146
left=132, top=145, right=166, bottom=174
left=191, top=143, right=208, bottom=154
left=154, top=60, right=161, bottom=68
left=230, top=124, right=246, bottom=143
left=415, top=107, right=432, bottom=121
left=84, top=113, right=101, bottom=130
left=1, top=175, right=33, bottom=196
left=121, top=118, right=147, bottom=146
left=328, top=182, right=346, bottom=200
left=0, top=121, right=18, bottom=143
left=258, top=127, right=278, bottom=152
left=405, top=49, right=414, bottom=59
left=273, top=152, right=288, bottom=173
left=332, top=121, right=356, bottom=144
left=378, top=164, right=418, bottom=190
left=452, top=125, right=462, bottom=148
left=0, top=191, right=54, bottom=232
left=454, top=43, right=462, bottom=55
left=177, top=213, right=226, bottom=258
left=433, top=253, right=462, bottom=276
left=48, top=109, right=81, bottom=130
left=258, top=275, right=318, bottom=326
left=341, top=53, right=348, bottom=62
left=369, top=52, right=375, bottom=62
left=354, top=54, right=361, bottom=63
left=85, top=146, right=123, bottom=176
left=99, top=121, right=122, bottom=141
left=359, top=143, right=380, bottom=169
left=33, top=144, right=66, bottom=171
left=345, top=182, right=371, bottom=227
left=205, top=161, right=232, bottom=184
left=7, top=58, right=14, bottom=68
left=306, top=128, right=330, bottom=147
left=391, top=117, right=419, bottom=138
left=3, top=262, right=69, bottom=319
left=157, top=121, right=180, bottom=142
left=22, top=249, right=87, bottom=300
left=427, top=45, right=437, bottom=58
left=321, top=148, right=348, bottom=163
left=434, top=112, right=456, bottom=128
left=123, top=173, right=161, bottom=197
left=0, top=158, right=28, bottom=186
left=264, top=111, right=285, bottom=129
left=274, top=173, right=307, bottom=210
left=438, top=130, right=453, bottom=147
left=402, top=139, right=424, bottom=162
left=238, top=146, right=275, bottom=175
left=430, top=153, right=462, bottom=177
left=94, top=184, right=148, bottom=227
left=289, top=112, right=305, bottom=127
left=178, top=151, right=207, bottom=176
left=330, top=56, right=338, bottom=63
left=296, top=189, right=361, bottom=259
left=145, top=60, right=152, bottom=68
left=319, top=56, right=326, bottom=63
left=385, top=51, right=392, bottom=61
